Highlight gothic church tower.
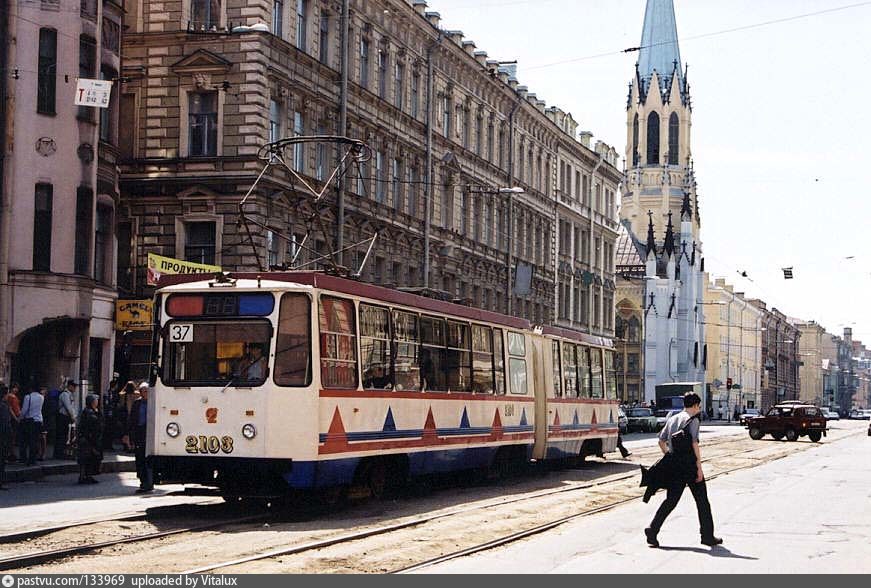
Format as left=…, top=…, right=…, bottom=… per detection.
left=622, top=0, right=700, bottom=243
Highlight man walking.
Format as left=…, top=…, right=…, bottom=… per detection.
left=20, top=387, right=45, bottom=466
left=55, top=380, right=77, bottom=459
left=126, top=382, right=153, bottom=493
left=645, top=392, right=722, bottom=548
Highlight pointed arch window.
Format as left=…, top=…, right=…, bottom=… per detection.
left=632, top=114, right=640, bottom=167
left=668, top=112, right=679, bottom=165
left=646, top=112, right=660, bottom=166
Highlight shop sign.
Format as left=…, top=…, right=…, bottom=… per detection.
left=147, top=253, right=222, bottom=285
left=116, top=299, right=153, bottom=331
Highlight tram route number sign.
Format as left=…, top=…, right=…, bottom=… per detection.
left=169, top=323, right=194, bottom=343
left=186, top=435, right=234, bottom=454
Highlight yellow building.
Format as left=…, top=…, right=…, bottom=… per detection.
left=793, top=321, right=827, bottom=405
left=703, top=278, right=763, bottom=418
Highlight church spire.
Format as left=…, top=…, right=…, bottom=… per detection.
left=663, top=212, right=676, bottom=257
left=646, top=210, right=657, bottom=257
left=638, top=0, right=682, bottom=93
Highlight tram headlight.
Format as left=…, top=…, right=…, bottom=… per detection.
left=166, top=422, right=181, bottom=438
left=242, top=424, right=257, bottom=439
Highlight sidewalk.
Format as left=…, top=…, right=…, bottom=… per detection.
left=5, top=449, right=136, bottom=483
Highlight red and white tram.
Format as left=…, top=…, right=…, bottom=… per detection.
left=148, top=271, right=619, bottom=497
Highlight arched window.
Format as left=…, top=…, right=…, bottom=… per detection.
left=632, top=114, right=640, bottom=167
left=668, top=112, right=679, bottom=165
left=646, top=112, right=660, bottom=165
left=628, top=316, right=641, bottom=343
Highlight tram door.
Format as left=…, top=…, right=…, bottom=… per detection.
left=531, top=335, right=548, bottom=460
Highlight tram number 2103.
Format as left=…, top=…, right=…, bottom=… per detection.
left=185, top=435, right=234, bottom=454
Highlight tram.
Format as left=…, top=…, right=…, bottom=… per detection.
left=147, top=271, right=619, bottom=498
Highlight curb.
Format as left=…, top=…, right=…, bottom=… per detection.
left=6, top=459, right=137, bottom=483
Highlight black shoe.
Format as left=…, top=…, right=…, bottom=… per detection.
left=77, top=479, right=89, bottom=485
left=86, top=477, right=99, bottom=484
left=644, top=528, right=659, bottom=548
left=701, top=536, right=723, bottom=547
left=621, top=451, right=632, bottom=458
left=135, top=487, right=154, bottom=494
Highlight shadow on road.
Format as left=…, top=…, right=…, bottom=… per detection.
left=658, top=545, right=758, bottom=560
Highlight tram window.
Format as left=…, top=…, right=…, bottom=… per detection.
left=164, top=321, right=272, bottom=386
left=360, top=304, right=392, bottom=390
left=447, top=321, right=472, bottom=392
left=493, top=328, right=506, bottom=395
left=590, top=348, right=604, bottom=399
left=420, top=316, right=447, bottom=392
left=274, top=293, right=312, bottom=387
left=393, top=310, right=420, bottom=391
left=604, top=350, right=617, bottom=400
left=508, top=332, right=526, bottom=357
left=552, top=340, right=562, bottom=398
left=563, top=343, right=578, bottom=398
left=472, top=325, right=495, bottom=394
left=319, top=297, right=358, bottom=389
left=578, top=346, right=591, bottom=399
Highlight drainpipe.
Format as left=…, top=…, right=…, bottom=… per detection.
left=0, top=0, right=14, bottom=380
left=588, top=153, right=604, bottom=332
left=422, top=32, right=442, bottom=288
left=505, top=97, right=521, bottom=315
left=335, top=0, right=350, bottom=263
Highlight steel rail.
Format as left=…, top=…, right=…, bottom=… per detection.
left=0, top=513, right=270, bottom=572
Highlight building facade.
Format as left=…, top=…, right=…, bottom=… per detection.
left=0, top=0, right=122, bottom=398
left=704, top=278, right=763, bottom=418
left=618, top=0, right=706, bottom=404
left=117, top=0, right=621, bottom=372
left=752, top=300, right=800, bottom=410
left=793, top=320, right=827, bottom=406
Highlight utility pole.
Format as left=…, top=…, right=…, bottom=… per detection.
left=505, top=98, right=521, bottom=315
left=335, top=0, right=350, bottom=263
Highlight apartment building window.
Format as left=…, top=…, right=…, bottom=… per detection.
left=462, top=108, right=470, bottom=149
left=581, top=175, right=589, bottom=206
left=273, top=0, right=283, bottom=37
left=442, top=95, right=451, bottom=138
left=407, top=166, right=419, bottom=217
left=498, top=128, right=505, bottom=168
left=394, top=61, right=404, bottom=110
left=267, top=230, right=281, bottom=267
left=74, top=187, right=94, bottom=276
left=374, top=151, right=385, bottom=203
left=392, top=158, right=403, bottom=211
left=378, top=48, right=388, bottom=99
left=269, top=99, right=282, bottom=144
left=78, top=36, right=96, bottom=121
left=191, top=0, right=220, bottom=30
left=319, top=12, right=330, bottom=64
left=357, top=156, right=369, bottom=196
left=410, top=72, right=419, bottom=118
left=595, top=183, right=602, bottom=212
left=315, top=121, right=327, bottom=181
left=94, top=204, right=113, bottom=284
left=99, top=67, right=117, bottom=143
left=359, top=37, right=370, bottom=88
left=33, top=184, right=53, bottom=271
left=292, top=111, right=304, bottom=171
left=475, top=112, right=484, bottom=156
left=487, top=123, right=494, bottom=162
left=483, top=199, right=492, bottom=246
left=189, top=92, right=218, bottom=156
left=296, top=0, right=308, bottom=50
left=442, top=182, right=453, bottom=229
left=185, top=222, right=216, bottom=265
left=37, top=29, right=57, bottom=114
left=593, top=293, right=601, bottom=329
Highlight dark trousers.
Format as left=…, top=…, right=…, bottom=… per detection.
left=0, top=442, right=6, bottom=486
left=649, top=479, right=715, bottom=540
left=23, top=420, right=41, bottom=465
left=134, top=444, right=153, bottom=490
left=55, top=414, right=71, bottom=458
left=617, top=434, right=630, bottom=457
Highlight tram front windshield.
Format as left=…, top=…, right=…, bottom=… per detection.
left=164, top=321, right=272, bottom=386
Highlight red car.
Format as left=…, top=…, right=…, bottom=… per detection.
left=747, top=404, right=827, bottom=442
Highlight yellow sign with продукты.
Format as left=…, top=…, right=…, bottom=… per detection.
left=147, top=253, right=222, bottom=286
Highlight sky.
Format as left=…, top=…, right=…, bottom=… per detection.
left=425, top=0, right=871, bottom=343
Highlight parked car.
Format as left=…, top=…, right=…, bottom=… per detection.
left=626, top=408, right=658, bottom=433
left=822, top=408, right=840, bottom=421
left=738, top=408, right=760, bottom=426
left=849, top=409, right=871, bottom=420
left=747, top=403, right=827, bottom=442
left=617, top=407, right=629, bottom=434
left=655, top=409, right=681, bottom=431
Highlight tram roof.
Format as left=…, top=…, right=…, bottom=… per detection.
left=157, top=271, right=612, bottom=347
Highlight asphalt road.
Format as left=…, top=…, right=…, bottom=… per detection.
left=418, top=420, right=871, bottom=573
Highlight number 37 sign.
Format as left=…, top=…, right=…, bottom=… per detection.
left=75, top=78, right=113, bottom=108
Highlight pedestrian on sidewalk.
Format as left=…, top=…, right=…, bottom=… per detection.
left=644, top=392, right=722, bottom=549
left=125, top=382, right=153, bottom=493
left=55, top=380, right=77, bottom=460
left=76, top=394, right=103, bottom=484
left=118, top=381, right=139, bottom=452
left=20, top=386, right=46, bottom=466
left=617, top=432, right=632, bottom=458
left=2, top=383, right=21, bottom=462
left=0, top=391, right=12, bottom=489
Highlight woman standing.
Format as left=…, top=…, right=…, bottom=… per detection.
left=76, top=394, right=103, bottom=484
left=4, top=383, right=21, bottom=461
